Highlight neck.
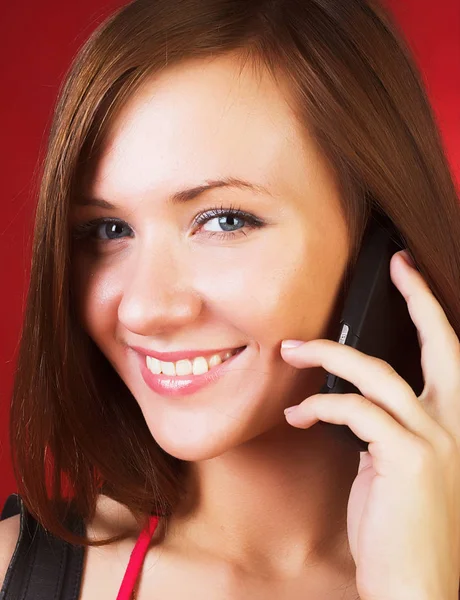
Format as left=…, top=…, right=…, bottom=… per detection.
left=162, top=421, right=360, bottom=581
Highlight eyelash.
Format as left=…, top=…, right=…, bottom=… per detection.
left=71, top=204, right=265, bottom=244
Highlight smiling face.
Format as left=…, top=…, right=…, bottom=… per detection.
left=70, top=53, right=351, bottom=461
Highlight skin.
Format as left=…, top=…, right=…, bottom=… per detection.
left=70, top=53, right=361, bottom=595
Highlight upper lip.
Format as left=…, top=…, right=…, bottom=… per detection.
left=130, top=345, right=246, bottom=362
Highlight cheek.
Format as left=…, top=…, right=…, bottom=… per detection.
left=278, top=252, right=348, bottom=342
left=189, top=237, right=347, bottom=344
left=71, top=254, right=122, bottom=347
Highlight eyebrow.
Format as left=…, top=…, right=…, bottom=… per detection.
left=76, top=177, right=274, bottom=209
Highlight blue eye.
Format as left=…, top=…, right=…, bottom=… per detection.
left=71, top=218, right=132, bottom=242
left=193, top=205, right=265, bottom=238
left=200, top=213, right=245, bottom=233
left=98, top=221, right=131, bottom=240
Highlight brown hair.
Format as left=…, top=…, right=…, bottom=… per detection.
left=9, top=0, right=460, bottom=548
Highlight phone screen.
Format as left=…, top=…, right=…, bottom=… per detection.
left=318, top=210, right=424, bottom=451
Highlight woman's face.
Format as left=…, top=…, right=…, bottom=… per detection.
left=70, top=54, right=351, bottom=460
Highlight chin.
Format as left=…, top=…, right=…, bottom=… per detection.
left=153, top=433, right=237, bottom=462
left=144, top=412, right=271, bottom=462
left=149, top=414, right=286, bottom=462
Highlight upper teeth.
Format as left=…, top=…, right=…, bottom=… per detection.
left=146, top=349, right=240, bottom=376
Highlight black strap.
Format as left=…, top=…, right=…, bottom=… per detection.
left=0, top=493, right=85, bottom=600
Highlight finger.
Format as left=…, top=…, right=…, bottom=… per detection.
left=284, top=392, right=430, bottom=475
left=281, top=339, right=439, bottom=447
left=390, top=251, right=460, bottom=398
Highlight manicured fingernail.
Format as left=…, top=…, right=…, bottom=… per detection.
left=284, top=405, right=299, bottom=415
left=281, top=340, right=304, bottom=349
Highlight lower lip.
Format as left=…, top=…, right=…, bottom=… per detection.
left=138, top=347, right=247, bottom=397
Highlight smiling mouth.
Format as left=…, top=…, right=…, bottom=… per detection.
left=145, top=346, right=246, bottom=377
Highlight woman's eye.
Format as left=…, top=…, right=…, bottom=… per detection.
left=194, top=206, right=265, bottom=238
left=202, top=214, right=246, bottom=233
left=72, top=219, right=132, bottom=242
left=96, top=221, right=132, bottom=240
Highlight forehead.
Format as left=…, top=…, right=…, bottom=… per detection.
left=81, top=55, right=318, bottom=206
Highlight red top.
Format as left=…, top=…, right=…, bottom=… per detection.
left=116, top=515, right=160, bottom=599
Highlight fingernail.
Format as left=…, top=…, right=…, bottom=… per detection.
left=400, top=249, right=415, bottom=267
left=284, top=405, right=299, bottom=415
left=281, top=340, right=304, bottom=349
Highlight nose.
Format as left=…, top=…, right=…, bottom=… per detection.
left=117, top=240, right=203, bottom=336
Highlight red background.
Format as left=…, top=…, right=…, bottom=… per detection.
left=1, top=1, right=459, bottom=510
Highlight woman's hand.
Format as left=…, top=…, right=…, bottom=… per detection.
left=280, top=249, right=460, bottom=600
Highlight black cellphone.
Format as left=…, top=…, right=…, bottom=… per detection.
left=318, top=210, right=424, bottom=452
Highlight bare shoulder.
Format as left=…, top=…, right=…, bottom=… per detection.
left=0, top=513, right=21, bottom=589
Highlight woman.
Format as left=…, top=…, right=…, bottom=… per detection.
left=1, top=0, right=460, bottom=598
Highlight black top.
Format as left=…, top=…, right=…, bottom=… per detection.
left=0, top=493, right=85, bottom=600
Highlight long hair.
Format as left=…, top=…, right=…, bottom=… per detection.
left=10, top=0, right=460, bottom=546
